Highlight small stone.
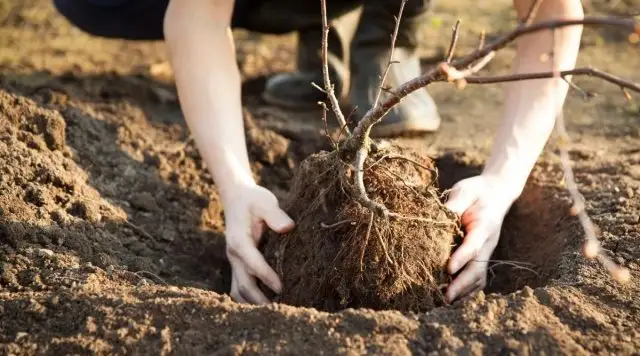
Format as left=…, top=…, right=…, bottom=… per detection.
left=130, top=192, right=159, bottom=212
left=24, top=184, right=47, bottom=207
left=522, top=286, right=534, bottom=298
left=15, top=332, right=28, bottom=341
left=161, top=230, right=176, bottom=242
left=50, top=296, right=60, bottom=305
left=67, top=200, right=101, bottom=223
left=626, top=187, right=634, bottom=198
left=616, top=256, right=625, bottom=265
left=37, top=248, right=54, bottom=257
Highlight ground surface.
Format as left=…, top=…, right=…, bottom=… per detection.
left=0, top=0, right=639, bottom=355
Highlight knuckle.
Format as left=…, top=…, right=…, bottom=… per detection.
left=237, top=285, right=252, bottom=301
left=225, top=240, right=243, bottom=257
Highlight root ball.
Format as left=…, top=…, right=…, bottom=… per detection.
left=262, top=145, right=461, bottom=312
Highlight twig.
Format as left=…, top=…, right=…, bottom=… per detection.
left=463, top=67, right=640, bottom=92
left=319, top=0, right=349, bottom=135
left=522, top=0, right=544, bottom=26
left=446, top=20, right=462, bottom=63
left=550, top=28, right=630, bottom=284
left=373, top=0, right=407, bottom=108
left=556, top=114, right=630, bottom=283
left=563, top=77, right=595, bottom=100
left=344, top=16, right=638, bottom=153
left=318, top=101, right=337, bottom=149
left=477, top=30, right=486, bottom=51
left=439, top=51, right=496, bottom=89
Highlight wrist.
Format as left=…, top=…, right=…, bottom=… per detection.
left=217, top=171, right=256, bottom=204
left=480, top=166, right=527, bottom=204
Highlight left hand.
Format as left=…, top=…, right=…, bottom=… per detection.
left=444, top=174, right=521, bottom=303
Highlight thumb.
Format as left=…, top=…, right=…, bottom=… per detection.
left=262, top=206, right=295, bottom=233
left=445, top=181, right=479, bottom=216
left=255, top=197, right=294, bottom=233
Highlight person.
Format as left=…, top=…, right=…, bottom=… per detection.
left=53, top=0, right=584, bottom=305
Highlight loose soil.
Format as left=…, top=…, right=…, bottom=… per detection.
left=0, top=0, right=639, bottom=355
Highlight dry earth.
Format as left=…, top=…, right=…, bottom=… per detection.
left=0, top=0, right=639, bottom=355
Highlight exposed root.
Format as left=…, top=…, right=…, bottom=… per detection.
left=354, top=146, right=387, bottom=216
left=261, top=145, right=461, bottom=312
left=320, top=219, right=354, bottom=229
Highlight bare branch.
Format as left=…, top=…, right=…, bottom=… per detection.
left=522, top=0, right=544, bottom=26
left=320, top=0, right=349, bottom=135
left=453, top=16, right=637, bottom=70
left=463, top=67, right=640, bottom=93
left=446, top=20, right=462, bottom=63
left=556, top=112, right=630, bottom=283
left=477, top=30, right=486, bottom=51
left=373, top=0, right=407, bottom=108
left=550, top=28, right=630, bottom=284
left=440, top=51, right=496, bottom=89
left=318, top=101, right=337, bottom=149
left=344, top=16, right=638, bottom=152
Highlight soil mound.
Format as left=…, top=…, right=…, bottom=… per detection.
left=263, top=145, right=462, bottom=312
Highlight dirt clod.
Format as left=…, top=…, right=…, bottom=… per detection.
left=263, top=146, right=461, bottom=312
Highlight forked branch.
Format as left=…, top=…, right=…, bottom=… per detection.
left=344, top=15, right=639, bottom=152
left=319, top=0, right=349, bottom=135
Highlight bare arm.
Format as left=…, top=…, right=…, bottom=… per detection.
left=163, top=0, right=294, bottom=304
left=444, top=0, right=585, bottom=302
left=163, top=0, right=251, bottom=201
left=483, top=0, right=584, bottom=196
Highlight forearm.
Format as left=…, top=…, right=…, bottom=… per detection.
left=483, top=0, right=584, bottom=197
left=163, top=0, right=252, bottom=202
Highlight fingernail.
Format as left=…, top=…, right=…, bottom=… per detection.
left=449, top=261, right=459, bottom=274
left=270, top=280, right=282, bottom=294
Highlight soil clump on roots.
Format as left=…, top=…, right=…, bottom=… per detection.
left=262, top=144, right=462, bottom=313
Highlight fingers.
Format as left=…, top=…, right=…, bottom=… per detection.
left=231, top=265, right=270, bottom=304
left=445, top=180, right=479, bottom=216
left=229, top=276, right=248, bottom=303
left=260, top=206, right=295, bottom=233
left=226, top=241, right=282, bottom=294
left=448, top=225, right=487, bottom=274
left=445, top=260, right=488, bottom=303
left=251, top=189, right=295, bottom=233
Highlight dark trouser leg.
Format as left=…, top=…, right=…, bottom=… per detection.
left=54, top=0, right=361, bottom=110
left=349, top=0, right=442, bottom=137
left=53, top=0, right=170, bottom=40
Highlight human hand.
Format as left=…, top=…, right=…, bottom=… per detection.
left=221, top=182, right=294, bottom=304
left=443, top=174, right=521, bottom=303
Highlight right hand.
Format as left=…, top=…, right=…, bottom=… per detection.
left=221, top=182, right=295, bottom=304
